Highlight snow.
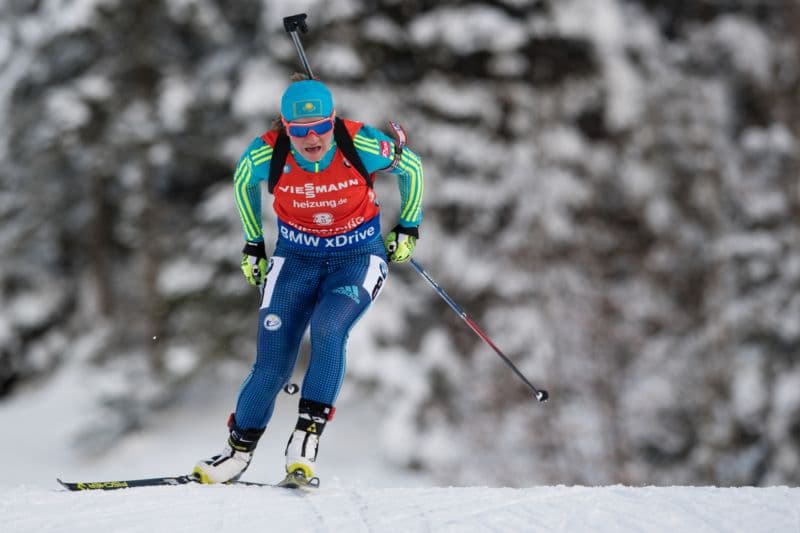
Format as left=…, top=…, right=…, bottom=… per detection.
left=1, top=361, right=798, bottom=532
left=552, top=0, right=646, bottom=129
left=409, top=5, right=528, bottom=54
left=7, top=288, right=62, bottom=331
left=45, top=88, right=92, bottom=130
left=415, top=77, right=500, bottom=123
left=230, top=58, right=285, bottom=117
left=314, top=43, right=366, bottom=78
left=1, top=483, right=798, bottom=532
left=158, top=75, right=195, bottom=131
left=157, top=258, right=216, bottom=296
left=707, top=16, right=773, bottom=84
left=362, top=15, right=405, bottom=45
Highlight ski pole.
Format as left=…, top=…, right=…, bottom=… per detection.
left=278, top=14, right=546, bottom=400
left=283, top=13, right=315, bottom=78
left=278, top=13, right=314, bottom=395
left=408, top=258, right=549, bottom=402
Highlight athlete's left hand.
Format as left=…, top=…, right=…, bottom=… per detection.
left=384, top=225, right=418, bottom=263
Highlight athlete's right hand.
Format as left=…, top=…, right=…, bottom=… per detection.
left=241, top=241, right=269, bottom=286
left=384, top=225, right=418, bottom=263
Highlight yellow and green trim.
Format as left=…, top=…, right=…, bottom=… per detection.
left=397, top=150, right=423, bottom=224
left=352, top=133, right=381, bottom=157
left=233, top=156, right=262, bottom=241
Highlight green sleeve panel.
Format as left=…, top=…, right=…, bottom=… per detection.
left=233, top=138, right=273, bottom=242
left=353, top=125, right=424, bottom=227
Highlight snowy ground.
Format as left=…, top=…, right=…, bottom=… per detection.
left=1, top=362, right=799, bottom=532
left=2, top=483, right=798, bottom=532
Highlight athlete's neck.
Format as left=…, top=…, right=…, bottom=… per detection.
left=290, top=142, right=337, bottom=173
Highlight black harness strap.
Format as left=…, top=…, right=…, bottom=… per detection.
left=333, top=118, right=373, bottom=188
left=267, top=117, right=373, bottom=194
left=267, top=131, right=291, bottom=194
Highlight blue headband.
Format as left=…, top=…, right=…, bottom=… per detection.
left=280, top=80, right=334, bottom=121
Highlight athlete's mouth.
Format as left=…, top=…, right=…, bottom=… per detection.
left=305, top=146, right=322, bottom=154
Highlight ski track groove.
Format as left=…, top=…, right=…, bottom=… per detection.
left=302, top=487, right=335, bottom=532
left=402, top=488, right=544, bottom=531
left=448, top=492, right=544, bottom=532
left=317, top=488, right=540, bottom=532
left=307, top=488, right=430, bottom=533
left=360, top=488, right=454, bottom=531
left=345, top=486, right=391, bottom=533
left=45, top=485, right=310, bottom=532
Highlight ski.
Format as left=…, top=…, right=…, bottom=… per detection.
left=57, top=475, right=275, bottom=491
left=58, top=475, right=194, bottom=491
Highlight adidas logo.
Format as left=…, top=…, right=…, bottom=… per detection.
left=333, top=285, right=360, bottom=304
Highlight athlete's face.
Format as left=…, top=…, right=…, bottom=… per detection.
left=285, top=116, right=334, bottom=163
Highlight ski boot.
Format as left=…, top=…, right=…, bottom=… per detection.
left=193, top=414, right=264, bottom=484
left=278, top=399, right=334, bottom=490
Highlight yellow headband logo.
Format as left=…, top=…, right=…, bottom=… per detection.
left=303, top=102, right=315, bottom=111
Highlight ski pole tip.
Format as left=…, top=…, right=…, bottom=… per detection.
left=535, top=390, right=549, bottom=402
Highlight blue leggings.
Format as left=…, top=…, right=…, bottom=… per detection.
left=234, top=239, right=388, bottom=430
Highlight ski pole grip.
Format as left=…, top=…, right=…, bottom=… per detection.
left=283, top=13, right=309, bottom=34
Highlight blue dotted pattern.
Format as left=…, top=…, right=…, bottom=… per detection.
left=234, top=238, right=388, bottom=430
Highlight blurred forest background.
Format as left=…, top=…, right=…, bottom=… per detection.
left=1, top=0, right=798, bottom=487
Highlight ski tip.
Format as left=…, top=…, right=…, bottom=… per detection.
left=57, top=478, right=79, bottom=491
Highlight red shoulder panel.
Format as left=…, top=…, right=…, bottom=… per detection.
left=260, top=129, right=280, bottom=146
left=340, top=118, right=364, bottom=137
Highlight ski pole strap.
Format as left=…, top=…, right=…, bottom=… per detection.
left=383, top=121, right=407, bottom=172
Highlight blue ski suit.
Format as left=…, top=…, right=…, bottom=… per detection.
left=232, top=122, right=423, bottom=430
